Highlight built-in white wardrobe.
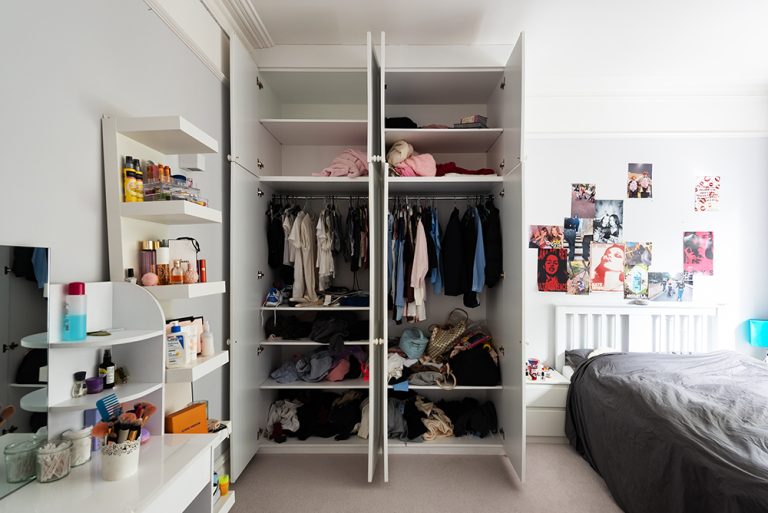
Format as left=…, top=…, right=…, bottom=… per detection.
left=229, top=32, right=526, bottom=484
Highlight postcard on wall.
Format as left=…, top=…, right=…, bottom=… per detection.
left=624, top=263, right=649, bottom=299
left=593, top=200, right=624, bottom=243
left=649, top=272, right=693, bottom=302
left=537, top=248, right=568, bottom=292
left=589, top=243, right=625, bottom=292
left=562, top=217, right=594, bottom=263
left=625, top=242, right=653, bottom=267
left=627, top=163, right=653, bottom=198
left=567, top=260, right=590, bottom=295
left=571, top=183, right=597, bottom=218
left=529, top=225, right=565, bottom=249
left=694, top=176, right=720, bottom=212
left=683, top=231, right=714, bottom=275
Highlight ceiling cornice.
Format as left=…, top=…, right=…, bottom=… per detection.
left=202, top=0, right=274, bottom=49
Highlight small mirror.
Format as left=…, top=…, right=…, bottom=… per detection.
left=0, top=245, right=49, bottom=499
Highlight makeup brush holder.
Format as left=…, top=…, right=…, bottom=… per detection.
left=100, top=440, right=140, bottom=481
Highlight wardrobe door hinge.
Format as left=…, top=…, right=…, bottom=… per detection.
left=500, top=76, right=506, bottom=90
left=257, top=76, right=264, bottom=90
left=499, top=189, right=505, bottom=198
left=226, top=338, right=232, bottom=347
left=3, top=266, right=9, bottom=275
left=499, top=159, right=505, bottom=171
left=257, top=158, right=264, bottom=170
left=498, top=346, right=505, bottom=357
left=257, top=188, right=264, bottom=197
left=257, top=345, right=265, bottom=356
left=257, top=428, right=264, bottom=439
left=257, top=270, right=265, bottom=279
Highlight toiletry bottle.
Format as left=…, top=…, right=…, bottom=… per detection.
left=166, top=323, right=184, bottom=368
left=99, top=349, right=116, bottom=389
left=201, top=321, right=215, bottom=357
left=170, top=260, right=184, bottom=284
left=122, top=156, right=135, bottom=202
left=125, top=268, right=137, bottom=284
left=71, top=371, right=87, bottom=398
left=139, top=240, right=156, bottom=278
left=155, top=239, right=170, bottom=285
left=198, top=259, right=207, bottom=283
left=133, top=159, right=143, bottom=202
left=62, top=282, right=87, bottom=341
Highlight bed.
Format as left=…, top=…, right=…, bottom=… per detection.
left=555, top=305, right=768, bottom=513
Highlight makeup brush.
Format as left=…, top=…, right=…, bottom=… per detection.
left=92, top=422, right=111, bottom=440
left=116, top=413, right=137, bottom=443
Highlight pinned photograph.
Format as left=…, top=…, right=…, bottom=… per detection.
left=567, top=261, right=590, bottom=295
left=593, top=200, right=624, bottom=243
left=590, top=243, right=625, bottom=292
left=529, top=225, right=564, bottom=249
left=571, top=183, right=597, bottom=218
left=695, top=176, right=721, bottom=212
left=624, top=264, right=649, bottom=299
left=627, top=163, right=653, bottom=198
left=537, top=248, right=568, bottom=292
left=649, top=272, right=693, bottom=302
left=683, top=231, right=714, bottom=275
left=625, top=242, right=653, bottom=267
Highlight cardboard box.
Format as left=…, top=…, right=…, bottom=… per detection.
left=165, top=402, right=208, bottom=434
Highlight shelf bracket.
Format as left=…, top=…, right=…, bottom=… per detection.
left=500, top=76, right=506, bottom=90
left=257, top=345, right=265, bottom=356
left=499, top=189, right=505, bottom=198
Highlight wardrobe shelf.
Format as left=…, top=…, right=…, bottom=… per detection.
left=119, top=200, right=222, bottom=225
left=20, top=332, right=47, bottom=349
left=260, top=378, right=369, bottom=390
left=259, top=306, right=369, bottom=312
left=258, top=176, right=370, bottom=193
left=50, top=383, right=162, bottom=412
left=165, top=351, right=230, bottom=383
left=387, top=384, right=503, bottom=390
left=260, top=119, right=367, bottom=146
left=385, top=128, right=503, bottom=153
left=48, top=329, right=163, bottom=348
left=259, top=340, right=370, bottom=346
left=20, top=387, right=47, bottom=413
left=384, top=69, right=504, bottom=104
left=115, top=116, right=218, bottom=154
left=214, top=490, right=236, bottom=513
left=260, top=436, right=369, bottom=454
left=388, top=175, right=504, bottom=194
left=388, top=434, right=504, bottom=454
left=145, top=281, right=226, bottom=301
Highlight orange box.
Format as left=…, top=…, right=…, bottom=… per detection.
left=165, top=402, right=208, bottom=434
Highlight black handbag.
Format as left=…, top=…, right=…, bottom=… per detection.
left=449, top=345, right=500, bottom=386
left=16, top=349, right=47, bottom=384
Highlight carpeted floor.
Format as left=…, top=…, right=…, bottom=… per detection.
left=230, top=444, right=623, bottom=513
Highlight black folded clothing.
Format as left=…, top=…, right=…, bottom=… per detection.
left=385, top=117, right=417, bottom=129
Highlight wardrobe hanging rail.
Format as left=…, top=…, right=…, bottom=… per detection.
left=388, top=194, right=496, bottom=201
left=271, top=194, right=367, bottom=200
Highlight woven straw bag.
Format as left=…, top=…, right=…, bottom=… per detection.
left=427, top=309, right=469, bottom=360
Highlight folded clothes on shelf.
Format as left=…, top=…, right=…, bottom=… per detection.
left=385, top=117, right=418, bottom=129
left=267, top=390, right=367, bottom=442
left=313, top=148, right=368, bottom=177
left=436, top=161, right=496, bottom=176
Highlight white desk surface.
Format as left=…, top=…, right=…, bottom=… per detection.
left=1, top=433, right=217, bottom=513
left=0, top=433, right=37, bottom=501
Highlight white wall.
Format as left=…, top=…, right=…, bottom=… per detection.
left=0, top=1, right=229, bottom=420
left=524, top=136, right=768, bottom=364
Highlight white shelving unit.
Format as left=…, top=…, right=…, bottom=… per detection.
left=120, top=200, right=222, bottom=224
left=144, top=281, right=226, bottom=301
left=48, top=329, right=162, bottom=348
left=20, top=332, right=47, bottom=349
left=50, top=383, right=163, bottom=412
left=388, top=175, right=504, bottom=193
left=165, top=351, right=230, bottom=383
left=261, top=119, right=367, bottom=146
left=214, top=492, right=236, bottom=513
left=260, top=378, right=369, bottom=390
left=258, top=176, right=370, bottom=193
left=20, top=387, right=47, bottom=413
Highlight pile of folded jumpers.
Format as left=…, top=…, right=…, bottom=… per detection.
left=313, top=148, right=368, bottom=177
left=266, top=390, right=369, bottom=442
left=386, top=140, right=496, bottom=177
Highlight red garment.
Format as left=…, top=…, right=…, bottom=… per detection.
left=435, top=162, right=496, bottom=177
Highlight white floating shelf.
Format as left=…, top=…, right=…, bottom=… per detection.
left=20, top=332, right=47, bottom=349
left=385, top=128, right=503, bottom=153
left=260, top=378, right=369, bottom=390
left=259, top=306, right=369, bottom=312
left=214, top=490, right=236, bottom=513
left=115, top=116, right=218, bottom=154
left=48, top=329, right=163, bottom=348
left=212, top=420, right=232, bottom=450
left=20, top=387, right=47, bottom=412
left=145, top=281, right=226, bottom=301
left=10, top=383, right=46, bottom=389
left=120, top=201, right=222, bottom=225
left=50, top=383, right=162, bottom=412
left=388, top=175, right=504, bottom=193
left=261, top=119, right=367, bottom=146
left=165, top=351, right=230, bottom=383
left=259, top=339, right=369, bottom=346
left=259, top=176, right=370, bottom=193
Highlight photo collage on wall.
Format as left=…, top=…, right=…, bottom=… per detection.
left=532, top=162, right=716, bottom=300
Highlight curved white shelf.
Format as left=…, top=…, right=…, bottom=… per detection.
left=385, top=128, right=503, bottom=153
left=20, top=333, right=47, bottom=349
left=10, top=383, right=46, bottom=389
left=165, top=351, right=230, bottom=383
left=20, top=387, right=47, bottom=413
left=260, top=119, right=367, bottom=146
left=50, top=383, right=162, bottom=412
left=260, top=378, right=369, bottom=390
left=259, top=339, right=369, bottom=346
left=120, top=201, right=222, bottom=225
left=48, top=329, right=163, bottom=348
left=259, top=176, right=370, bottom=193
left=116, top=116, right=218, bottom=154
left=388, top=175, right=503, bottom=193
left=145, top=281, right=226, bottom=301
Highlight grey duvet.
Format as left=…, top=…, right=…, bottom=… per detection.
left=565, top=351, right=768, bottom=513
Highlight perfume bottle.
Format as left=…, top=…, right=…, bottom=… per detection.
left=170, top=260, right=184, bottom=284
left=155, top=239, right=170, bottom=285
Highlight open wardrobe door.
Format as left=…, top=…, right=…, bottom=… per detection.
left=366, top=31, right=384, bottom=484
left=497, top=32, right=527, bottom=482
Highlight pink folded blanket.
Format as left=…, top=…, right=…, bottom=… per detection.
left=394, top=153, right=436, bottom=177
left=313, top=149, right=369, bottom=177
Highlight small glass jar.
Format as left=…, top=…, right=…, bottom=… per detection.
left=62, top=428, right=92, bottom=467
left=4, top=439, right=40, bottom=483
left=71, top=371, right=87, bottom=398
left=36, top=440, right=72, bottom=483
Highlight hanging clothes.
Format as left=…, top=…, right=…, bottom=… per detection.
left=484, top=199, right=503, bottom=287
left=288, top=211, right=306, bottom=301
left=429, top=207, right=443, bottom=295
left=409, top=213, right=429, bottom=322
left=266, top=200, right=285, bottom=269
left=461, top=207, right=478, bottom=307
left=316, top=208, right=334, bottom=291
left=442, top=208, right=465, bottom=296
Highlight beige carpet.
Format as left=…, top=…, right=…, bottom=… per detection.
left=231, top=444, right=623, bottom=513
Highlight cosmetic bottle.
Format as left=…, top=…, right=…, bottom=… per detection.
left=62, top=282, right=87, bottom=341
left=99, top=349, right=116, bottom=389
left=201, top=321, right=215, bottom=356
left=198, top=259, right=207, bottom=283
left=125, top=268, right=137, bottom=284
left=155, top=239, right=170, bottom=285
left=170, top=260, right=184, bottom=284
left=133, top=159, right=144, bottom=202
left=71, top=371, right=87, bottom=398
left=166, top=323, right=185, bottom=368
left=139, top=240, right=156, bottom=278
left=122, top=156, right=135, bottom=202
